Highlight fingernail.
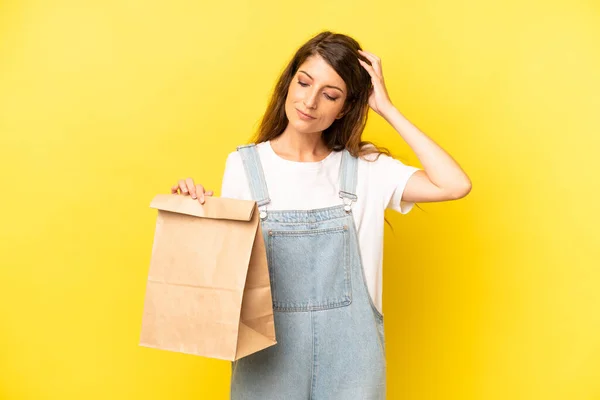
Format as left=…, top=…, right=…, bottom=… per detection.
left=191, top=195, right=197, bottom=199
left=182, top=188, right=188, bottom=193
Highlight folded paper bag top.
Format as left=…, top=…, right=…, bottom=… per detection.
left=149, top=193, right=255, bottom=221
left=139, top=194, right=277, bottom=361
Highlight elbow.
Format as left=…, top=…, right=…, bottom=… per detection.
left=449, top=180, right=472, bottom=200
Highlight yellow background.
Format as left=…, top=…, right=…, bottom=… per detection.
left=1, top=0, right=599, bottom=399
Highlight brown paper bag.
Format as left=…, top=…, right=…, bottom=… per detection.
left=139, top=194, right=277, bottom=360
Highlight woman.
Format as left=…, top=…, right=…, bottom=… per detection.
left=172, top=31, right=471, bottom=399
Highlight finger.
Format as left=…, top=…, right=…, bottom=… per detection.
left=171, top=184, right=179, bottom=194
left=358, top=58, right=376, bottom=79
left=358, top=50, right=382, bottom=74
left=359, top=59, right=384, bottom=88
left=195, top=184, right=206, bottom=204
left=185, top=177, right=196, bottom=198
left=358, top=50, right=382, bottom=77
left=178, top=179, right=189, bottom=195
left=359, top=49, right=381, bottom=63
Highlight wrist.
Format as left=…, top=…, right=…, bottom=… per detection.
left=380, top=103, right=397, bottom=119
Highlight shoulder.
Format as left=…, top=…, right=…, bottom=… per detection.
left=356, top=143, right=402, bottom=167
left=355, top=143, right=420, bottom=190
left=224, top=142, right=268, bottom=175
left=229, top=142, right=269, bottom=161
left=221, top=147, right=248, bottom=199
left=224, top=149, right=243, bottom=170
left=224, top=144, right=256, bottom=180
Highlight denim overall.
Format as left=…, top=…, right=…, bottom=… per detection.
left=230, top=144, right=387, bottom=400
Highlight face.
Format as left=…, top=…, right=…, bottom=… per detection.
left=284, top=54, right=348, bottom=134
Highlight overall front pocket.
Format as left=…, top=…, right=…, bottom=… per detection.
left=266, top=226, right=352, bottom=311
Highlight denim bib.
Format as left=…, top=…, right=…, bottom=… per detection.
left=230, top=143, right=387, bottom=400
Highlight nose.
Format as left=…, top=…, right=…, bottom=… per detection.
left=303, top=89, right=318, bottom=110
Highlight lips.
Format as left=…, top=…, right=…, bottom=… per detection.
left=296, top=109, right=316, bottom=120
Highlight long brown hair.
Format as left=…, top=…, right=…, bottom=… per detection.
left=252, top=30, right=390, bottom=160
left=250, top=30, right=423, bottom=221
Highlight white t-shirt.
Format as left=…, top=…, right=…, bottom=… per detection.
left=220, top=141, right=421, bottom=315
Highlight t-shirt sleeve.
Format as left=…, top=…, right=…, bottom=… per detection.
left=220, top=151, right=246, bottom=199
left=368, top=152, right=421, bottom=214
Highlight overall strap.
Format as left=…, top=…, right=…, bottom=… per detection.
left=237, top=144, right=271, bottom=218
left=339, top=149, right=359, bottom=212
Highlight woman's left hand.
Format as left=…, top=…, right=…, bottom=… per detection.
left=358, top=49, right=394, bottom=117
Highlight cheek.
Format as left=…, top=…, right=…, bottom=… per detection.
left=285, top=93, right=298, bottom=113
left=287, top=85, right=303, bottom=102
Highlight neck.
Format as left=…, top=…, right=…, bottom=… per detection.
left=271, top=126, right=330, bottom=162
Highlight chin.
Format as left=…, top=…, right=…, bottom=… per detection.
left=293, top=119, right=320, bottom=133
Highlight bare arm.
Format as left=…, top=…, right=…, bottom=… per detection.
left=358, top=49, right=472, bottom=203
left=381, top=105, right=472, bottom=203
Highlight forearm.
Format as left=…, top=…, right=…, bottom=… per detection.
left=381, top=105, right=472, bottom=192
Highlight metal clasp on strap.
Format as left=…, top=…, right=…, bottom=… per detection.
left=340, top=191, right=357, bottom=213
left=342, top=198, right=354, bottom=212
left=259, top=205, right=268, bottom=220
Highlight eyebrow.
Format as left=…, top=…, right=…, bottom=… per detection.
left=298, top=70, right=345, bottom=94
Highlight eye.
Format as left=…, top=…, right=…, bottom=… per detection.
left=297, top=80, right=338, bottom=101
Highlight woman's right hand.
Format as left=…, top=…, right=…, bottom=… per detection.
left=171, top=178, right=213, bottom=204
